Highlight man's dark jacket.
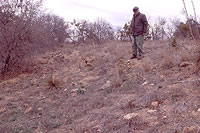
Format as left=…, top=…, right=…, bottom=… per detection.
left=131, top=13, right=148, bottom=36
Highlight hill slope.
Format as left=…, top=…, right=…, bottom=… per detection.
left=0, top=40, right=200, bottom=133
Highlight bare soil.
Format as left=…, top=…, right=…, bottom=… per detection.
left=1, top=40, right=200, bottom=133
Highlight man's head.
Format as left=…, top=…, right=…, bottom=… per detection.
left=133, top=7, right=139, bottom=14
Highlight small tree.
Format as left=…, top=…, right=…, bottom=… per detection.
left=89, top=18, right=114, bottom=43
left=0, top=0, right=42, bottom=75
left=149, top=17, right=167, bottom=40
left=68, top=19, right=114, bottom=44
left=36, top=13, right=68, bottom=44
left=117, top=21, right=132, bottom=41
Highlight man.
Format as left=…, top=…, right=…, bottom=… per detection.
left=130, top=7, right=148, bottom=60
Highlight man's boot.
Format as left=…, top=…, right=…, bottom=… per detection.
left=130, top=54, right=137, bottom=59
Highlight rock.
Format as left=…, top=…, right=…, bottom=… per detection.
left=123, top=113, right=138, bottom=120
left=97, top=129, right=101, bottom=132
left=38, top=58, right=48, bottom=64
left=24, top=104, right=29, bottom=108
left=0, top=108, right=6, bottom=114
left=197, top=108, right=200, bottom=112
left=71, top=89, right=78, bottom=97
left=24, top=107, right=33, bottom=114
left=71, top=82, right=76, bottom=86
left=147, top=110, right=157, bottom=114
left=71, top=89, right=79, bottom=93
left=35, top=128, right=43, bottom=133
left=142, top=81, right=148, bottom=86
left=101, top=81, right=111, bottom=89
left=160, top=75, right=165, bottom=79
left=182, top=126, right=199, bottom=133
left=150, top=83, right=155, bottom=86
left=163, top=116, right=167, bottom=119
left=151, top=101, right=159, bottom=107
left=77, top=89, right=86, bottom=94
left=38, top=108, right=43, bottom=111
left=71, top=88, right=86, bottom=95
left=180, top=62, right=193, bottom=67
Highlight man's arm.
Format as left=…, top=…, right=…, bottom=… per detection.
left=130, top=16, right=134, bottom=34
left=142, top=14, right=148, bottom=34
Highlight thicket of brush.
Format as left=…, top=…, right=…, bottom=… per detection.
left=0, top=0, right=115, bottom=79
left=181, top=0, right=200, bottom=74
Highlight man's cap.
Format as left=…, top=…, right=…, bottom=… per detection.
left=133, top=7, right=139, bottom=12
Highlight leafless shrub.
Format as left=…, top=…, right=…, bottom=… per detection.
left=35, top=13, right=68, bottom=45
left=89, top=18, right=115, bottom=43
left=151, top=17, right=167, bottom=40
left=0, top=0, right=42, bottom=77
left=116, top=21, right=132, bottom=41
left=0, top=0, right=69, bottom=79
left=169, top=37, right=178, bottom=47
left=174, top=20, right=200, bottom=39
left=68, top=18, right=114, bottom=44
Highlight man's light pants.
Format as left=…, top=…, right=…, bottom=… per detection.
left=132, top=35, right=144, bottom=56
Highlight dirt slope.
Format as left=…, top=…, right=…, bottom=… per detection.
left=0, top=40, right=200, bottom=133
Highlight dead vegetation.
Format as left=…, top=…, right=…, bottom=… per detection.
left=47, top=74, right=62, bottom=90
left=0, top=39, right=200, bottom=132
left=0, top=0, right=115, bottom=81
left=142, top=57, right=154, bottom=72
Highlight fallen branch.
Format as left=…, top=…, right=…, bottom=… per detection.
left=173, top=78, right=200, bottom=84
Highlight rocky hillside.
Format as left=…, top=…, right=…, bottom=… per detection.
left=0, top=40, right=200, bottom=133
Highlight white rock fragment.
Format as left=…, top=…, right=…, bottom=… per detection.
left=123, top=113, right=138, bottom=120
left=142, top=81, right=148, bottom=86
left=163, top=116, right=167, bottom=119
left=151, top=101, right=159, bottom=107
left=147, top=110, right=157, bottom=114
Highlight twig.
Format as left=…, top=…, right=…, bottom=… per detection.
left=182, top=0, right=195, bottom=40
left=191, top=0, right=200, bottom=39
left=191, top=0, right=197, bottom=21
left=173, top=78, right=200, bottom=84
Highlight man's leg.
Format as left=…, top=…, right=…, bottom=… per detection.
left=136, top=35, right=144, bottom=57
left=131, top=36, right=137, bottom=59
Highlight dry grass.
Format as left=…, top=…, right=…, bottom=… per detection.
left=195, top=54, right=200, bottom=74
left=161, top=49, right=175, bottom=69
left=2, top=40, right=200, bottom=132
left=180, top=51, right=191, bottom=62
left=111, top=64, right=122, bottom=88
left=142, top=57, right=154, bottom=72
left=47, top=74, right=62, bottom=89
left=161, top=39, right=196, bottom=69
